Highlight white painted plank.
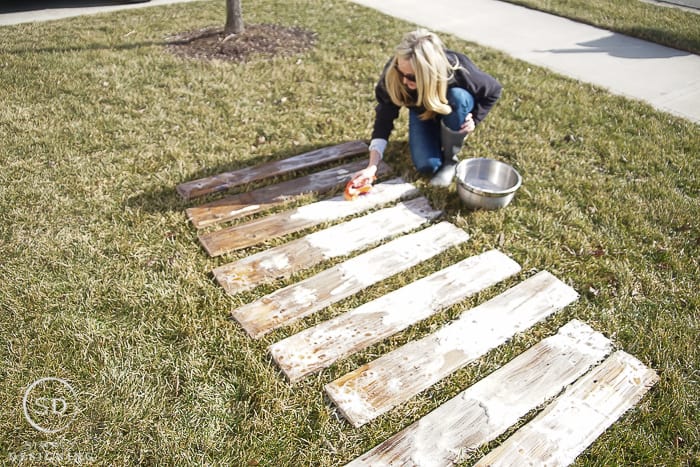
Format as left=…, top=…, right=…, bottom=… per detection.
left=213, top=197, right=441, bottom=294
left=199, top=178, right=419, bottom=257
left=270, top=250, right=523, bottom=383
left=326, top=271, right=579, bottom=427
left=474, top=350, right=659, bottom=467
left=345, top=320, right=613, bottom=466
left=177, top=140, right=368, bottom=200
left=231, top=222, right=470, bottom=339
left=187, top=159, right=391, bottom=229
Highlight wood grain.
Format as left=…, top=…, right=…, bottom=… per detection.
left=326, top=271, right=581, bottom=428
left=345, top=320, right=613, bottom=466
left=270, top=250, right=523, bottom=383
left=213, top=196, right=440, bottom=294
left=177, top=140, right=368, bottom=200
left=231, top=222, right=470, bottom=338
left=199, top=178, right=419, bottom=257
left=186, top=159, right=391, bottom=228
left=474, top=350, right=658, bottom=467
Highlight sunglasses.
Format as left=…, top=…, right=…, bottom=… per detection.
left=394, top=64, right=416, bottom=83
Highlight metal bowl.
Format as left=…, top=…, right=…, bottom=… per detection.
left=455, top=158, right=522, bottom=210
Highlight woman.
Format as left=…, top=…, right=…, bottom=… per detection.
left=353, top=29, right=502, bottom=187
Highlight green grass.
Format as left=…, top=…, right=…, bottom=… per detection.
left=0, top=0, right=698, bottom=465
left=500, top=0, right=700, bottom=54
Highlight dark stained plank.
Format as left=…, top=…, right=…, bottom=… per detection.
left=177, top=140, right=368, bottom=200
left=187, top=159, right=391, bottom=229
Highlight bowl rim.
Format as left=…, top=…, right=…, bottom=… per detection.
left=456, top=158, right=522, bottom=197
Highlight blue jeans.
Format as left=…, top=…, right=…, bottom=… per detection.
left=409, top=87, right=475, bottom=175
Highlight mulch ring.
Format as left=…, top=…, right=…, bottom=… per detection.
left=166, top=23, right=317, bottom=62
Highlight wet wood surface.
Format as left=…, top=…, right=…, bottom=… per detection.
left=345, top=320, right=614, bottom=466
left=325, top=271, right=579, bottom=427
left=186, top=159, right=391, bottom=229
left=270, top=250, right=522, bottom=383
left=176, top=140, right=368, bottom=200
left=213, top=196, right=440, bottom=294
left=474, top=350, right=659, bottom=467
left=177, top=149, right=656, bottom=465
left=199, top=178, right=419, bottom=257
left=231, top=222, right=470, bottom=339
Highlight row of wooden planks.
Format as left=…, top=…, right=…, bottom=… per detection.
left=178, top=142, right=658, bottom=466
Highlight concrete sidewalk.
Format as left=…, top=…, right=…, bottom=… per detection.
left=350, top=0, right=700, bottom=124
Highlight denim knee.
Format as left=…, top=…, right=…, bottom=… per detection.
left=412, top=156, right=441, bottom=175
left=442, top=88, right=475, bottom=131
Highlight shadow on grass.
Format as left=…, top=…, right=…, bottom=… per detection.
left=125, top=141, right=366, bottom=214
left=3, top=17, right=208, bottom=55
left=4, top=38, right=180, bottom=56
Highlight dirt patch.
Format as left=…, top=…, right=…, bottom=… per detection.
left=166, top=23, right=317, bottom=62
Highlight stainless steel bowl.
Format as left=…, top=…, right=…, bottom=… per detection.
left=455, top=158, right=522, bottom=210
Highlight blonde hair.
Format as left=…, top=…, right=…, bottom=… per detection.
left=385, top=29, right=458, bottom=120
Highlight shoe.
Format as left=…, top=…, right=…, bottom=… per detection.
left=429, top=158, right=457, bottom=187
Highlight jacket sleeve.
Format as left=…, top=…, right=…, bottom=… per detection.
left=451, top=51, right=502, bottom=125
left=371, top=59, right=401, bottom=140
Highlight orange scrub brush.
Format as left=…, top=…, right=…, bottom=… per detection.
left=344, top=176, right=376, bottom=201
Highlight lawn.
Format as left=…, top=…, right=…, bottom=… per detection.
left=500, top=0, right=700, bottom=54
left=0, top=0, right=698, bottom=465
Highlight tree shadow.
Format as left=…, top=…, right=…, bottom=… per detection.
left=542, top=33, right=690, bottom=59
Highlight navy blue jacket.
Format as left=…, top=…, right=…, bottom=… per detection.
left=371, top=50, right=502, bottom=140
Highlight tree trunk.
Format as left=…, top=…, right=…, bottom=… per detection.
left=224, top=0, right=244, bottom=36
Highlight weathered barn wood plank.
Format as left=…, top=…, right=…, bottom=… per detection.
left=474, top=350, right=658, bottom=467
left=345, top=320, right=613, bottom=466
left=270, top=250, right=522, bottom=383
left=199, top=178, right=419, bottom=257
left=177, top=140, right=368, bottom=200
left=231, top=222, right=470, bottom=339
left=186, top=159, right=391, bottom=229
left=213, top=197, right=440, bottom=294
left=326, top=271, right=580, bottom=428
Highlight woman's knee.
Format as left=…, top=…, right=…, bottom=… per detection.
left=411, top=150, right=442, bottom=175
left=443, top=88, right=475, bottom=131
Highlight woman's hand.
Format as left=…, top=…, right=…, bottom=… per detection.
left=459, top=113, right=475, bottom=134
left=351, top=148, right=381, bottom=184
left=351, top=163, right=378, bottom=185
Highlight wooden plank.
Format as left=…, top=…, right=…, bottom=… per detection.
left=213, top=196, right=441, bottom=294
left=345, top=320, right=613, bottom=466
left=200, top=178, right=419, bottom=257
left=231, top=222, right=470, bottom=339
left=270, top=250, right=523, bottom=383
left=325, top=271, right=578, bottom=427
left=186, top=159, right=391, bottom=229
left=176, top=140, right=368, bottom=200
left=474, top=350, right=659, bottom=467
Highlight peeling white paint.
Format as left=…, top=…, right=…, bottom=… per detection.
left=303, top=197, right=439, bottom=257
left=271, top=250, right=519, bottom=382
left=346, top=320, right=616, bottom=465
left=290, top=286, right=317, bottom=306
left=474, top=350, right=658, bottom=467
left=233, top=221, right=471, bottom=338
left=328, top=283, right=588, bottom=428
left=288, top=178, right=417, bottom=222
left=258, top=253, right=290, bottom=271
